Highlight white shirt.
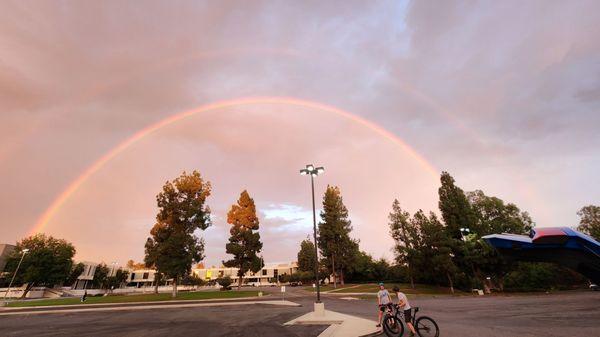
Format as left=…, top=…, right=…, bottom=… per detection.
left=396, top=292, right=411, bottom=310
left=378, top=289, right=391, bottom=305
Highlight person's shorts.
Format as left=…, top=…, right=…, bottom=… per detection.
left=403, top=309, right=412, bottom=322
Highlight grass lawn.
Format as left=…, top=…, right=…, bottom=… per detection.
left=302, top=284, right=357, bottom=292
left=6, top=290, right=264, bottom=308
left=333, top=283, right=462, bottom=295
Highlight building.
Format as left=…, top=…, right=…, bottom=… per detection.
left=72, top=261, right=98, bottom=289
left=0, top=244, right=16, bottom=272
left=193, top=262, right=298, bottom=285
left=123, top=262, right=299, bottom=288
left=127, top=269, right=160, bottom=287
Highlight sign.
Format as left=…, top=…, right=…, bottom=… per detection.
left=281, top=286, right=286, bottom=293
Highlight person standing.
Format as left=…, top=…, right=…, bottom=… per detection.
left=376, top=282, right=392, bottom=330
left=393, top=286, right=417, bottom=336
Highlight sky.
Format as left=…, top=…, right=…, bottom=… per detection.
left=1, top=0, right=599, bottom=268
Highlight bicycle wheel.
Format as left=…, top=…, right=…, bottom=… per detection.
left=415, top=316, right=439, bottom=337
left=383, top=314, right=404, bottom=337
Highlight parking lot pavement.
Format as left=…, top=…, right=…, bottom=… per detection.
left=0, top=302, right=320, bottom=337
left=316, top=290, right=600, bottom=337
left=1, top=288, right=598, bottom=337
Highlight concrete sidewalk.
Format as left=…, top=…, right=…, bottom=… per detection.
left=285, top=309, right=381, bottom=337
left=0, top=299, right=300, bottom=316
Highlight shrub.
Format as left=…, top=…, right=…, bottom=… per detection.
left=216, top=276, right=232, bottom=290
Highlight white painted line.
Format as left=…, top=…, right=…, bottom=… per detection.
left=2, top=294, right=270, bottom=311
left=0, top=300, right=300, bottom=316
left=318, top=324, right=339, bottom=337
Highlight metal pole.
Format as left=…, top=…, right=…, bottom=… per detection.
left=311, top=174, right=321, bottom=303
left=4, top=251, right=27, bottom=301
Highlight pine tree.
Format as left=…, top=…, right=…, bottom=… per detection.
left=223, top=190, right=263, bottom=289
left=144, top=171, right=212, bottom=297
left=438, top=172, right=476, bottom=239
left=318, top=185, right=358, bottom=287
left=417, top=211, right=457, bottom=293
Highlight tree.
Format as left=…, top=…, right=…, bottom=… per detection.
left=144, top=170, right=212, bottom=297
left=467, top=190, right=534, bottom=236
left=297, top=237, right=316, bottom=272
left=438, top=172, right=476, bottom=240
left=126, top=260, right=146, bottom=270
left=66, top=262, right=85, bottom=287
left=416, top=211, right=458, bottom=293
left=389, top=199, right=419, bottom=288
left=92, top=263, right=110, bottom=289
left=466, top=189, right=535, bottom=291
left=346, top=251, right=375, bottom=282
left=318, top=185, right=358, bottom=287
left=106, top=269, right=129, bottom=291
left=4, top=234, right=76, bottom=298
left=216, top=276, right=233, bottom=290
left=181, top=274, right=205, bottom=287
left=577, top=205, right=600, bottom=240
left=223, top=190, right=263, bottom=289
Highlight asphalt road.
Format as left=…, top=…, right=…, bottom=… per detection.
left=1, top=287, right=599, bottom=337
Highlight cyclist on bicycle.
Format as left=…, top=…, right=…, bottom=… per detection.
left=376, top=282, right=392, bottom=330
left=393, top=286, right=417, bottom=336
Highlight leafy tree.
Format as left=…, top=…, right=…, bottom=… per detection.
left=318, top=185, right=359, bottom=287
left=279, top=273, right=290, bottom=283
left=223, top=190, right=263, bottom=289
left=144, top=170, right=212, bottom=297
left=467, top=190, right=534, bottom=236
left=180, top=274, right=204, bottom=287
left=4, top=234, right=76, bottom=297
left=389, top=199, right=419, bottom=288
left=92, top=263, right=110, bottom=289
left=297, top=237, right=317, bottom=272
left=126, top=260, right=146, bottom=270
left=65, top=262, right=85, bottom=287
left=106, top=268, right=129, bottom=290
left=346, top=251, right=375, bottom=282
left=466, top=189, right=535, bottom=291
left=577, top=205, right=600, bottom=240
left=504, top=262, right=587, bottom=292
left=371, top=258, right=392, bottom=282
left=297, top=271, right=315, bottom=283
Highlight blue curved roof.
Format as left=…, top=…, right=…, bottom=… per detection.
left=483, top=227, right=600, bottom=283
left=484, top=227, right=600, bottom=253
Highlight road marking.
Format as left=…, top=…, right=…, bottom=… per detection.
left=0, top=300, right=300, bottom=316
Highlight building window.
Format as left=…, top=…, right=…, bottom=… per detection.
left=131, top=273, right=136, bottom=280
left=274, top=269, right=278, bottom=277
left=143, top=272, right=149, bottom=279
left=262, top=269, right=267, bottom=276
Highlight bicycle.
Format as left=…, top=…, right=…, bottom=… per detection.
left=382, top=304, right=439, bottom=337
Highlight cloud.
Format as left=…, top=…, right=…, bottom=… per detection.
left=0, top=0, right=599, bottom=265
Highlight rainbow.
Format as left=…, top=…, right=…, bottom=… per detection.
left=29, top=96, right=438, bottom=235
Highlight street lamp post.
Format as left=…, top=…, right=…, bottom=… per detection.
left=460, top=227, right=471, bottom=241
left=3, top=248, right=29, bottom=302
left=300, top=164, right=324, bottom=304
